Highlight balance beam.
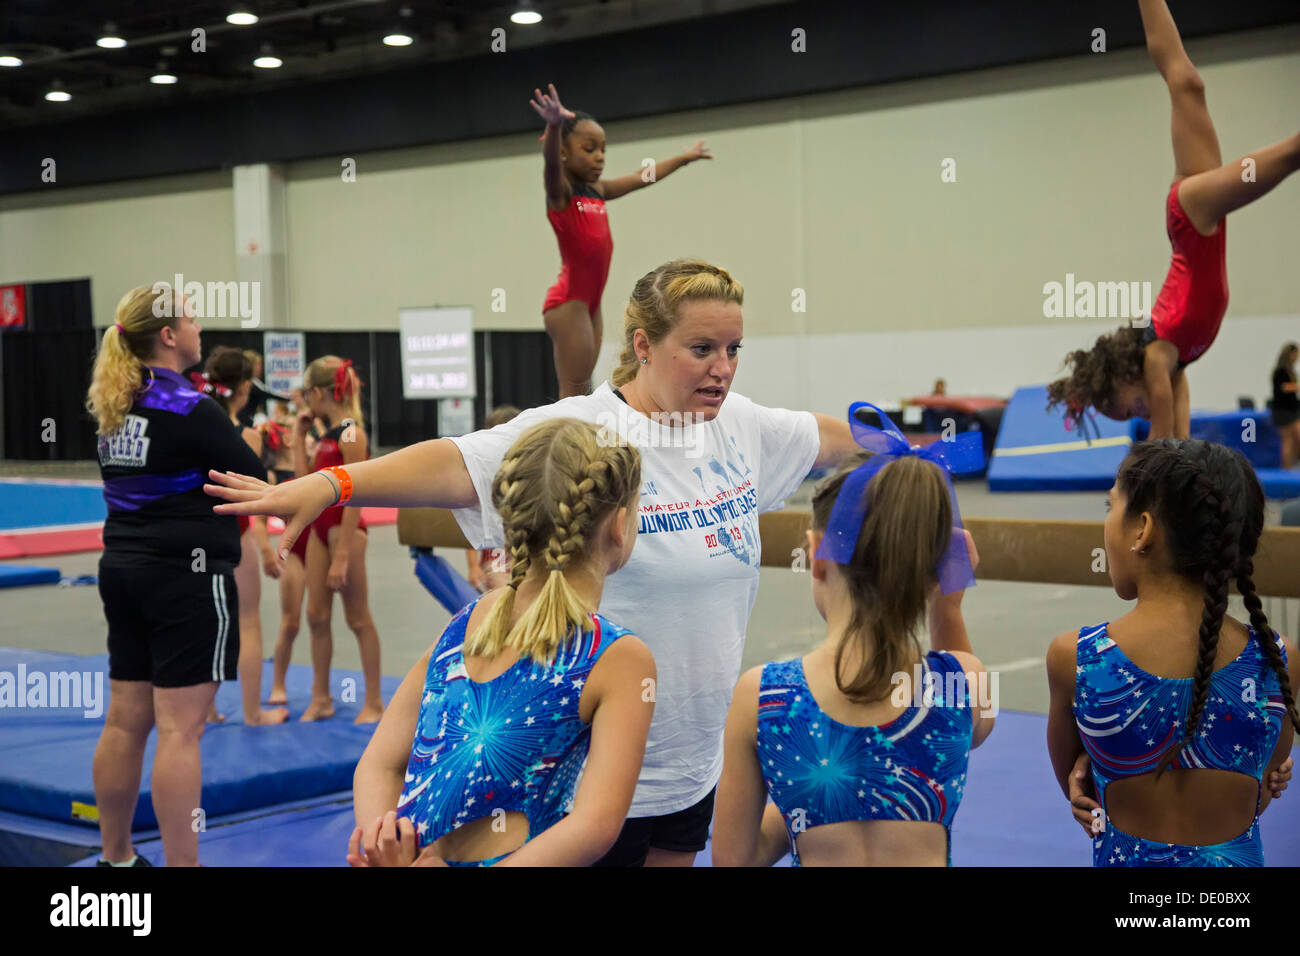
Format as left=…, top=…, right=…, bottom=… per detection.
left=397, top=509, right=1300, bottom=598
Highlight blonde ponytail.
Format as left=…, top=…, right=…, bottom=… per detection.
left=86, top=284, right=182, bottom=435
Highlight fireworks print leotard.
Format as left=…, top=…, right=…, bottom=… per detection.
left=756, top=652, right=975, bottom=866
left=396, top=597, right=632, bottom=866
left=1073, top=623, right=1287, bottom=867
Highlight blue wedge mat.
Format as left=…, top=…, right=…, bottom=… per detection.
left=56, top=711, right=1297, bottom=867
left=1134, top=410, right=1282, bottom=471
left=1257, top=468, right=1300, bottom=500
left=0, top=480, right=106, bottom=530
left=987, top=386, right=1135, bottom=491
left=0, top=565, right=61, bottom=588
left=1131, top=412, right=1300, bottom=499
left=0, top=646, right=399, bottom=831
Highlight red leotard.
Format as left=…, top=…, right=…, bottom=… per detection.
left=543, top=183, right=613, bottom=315
left=309, top=423, right=368, bottom=547
left=1147, top=180, right=1228, bottom=367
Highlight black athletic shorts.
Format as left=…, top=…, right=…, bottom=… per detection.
left=591, top=787, right=716, bottom=867
left=99, top=558, right=239, bottom=687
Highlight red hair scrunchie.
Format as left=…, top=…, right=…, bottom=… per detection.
left=332, top=359, right=363, bottom=401
left=189, top=371, right=233, bottom=399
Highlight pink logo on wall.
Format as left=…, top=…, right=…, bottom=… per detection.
left=0, top=285, right=25, bottom=328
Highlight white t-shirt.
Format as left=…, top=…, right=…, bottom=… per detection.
left=449, top=381, right=821, bottom=816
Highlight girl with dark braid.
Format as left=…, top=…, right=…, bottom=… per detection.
left=1047, top=439, right=1299, bottom=865
left=1047, top=0, right=1300, bottom=439
left=347, top=419, right=655, bottom=866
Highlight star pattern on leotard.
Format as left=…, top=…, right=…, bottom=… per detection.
left=1072, top=622, right=1286, bottom=868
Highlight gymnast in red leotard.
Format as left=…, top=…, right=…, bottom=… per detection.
left=288, top=355, right=384, bottom=724
left=531, top=83, right=713, bottom=398
left=1048, top=0, right=1299, bottom=440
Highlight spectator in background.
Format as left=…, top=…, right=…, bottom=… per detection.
left=466, top=405, right=522, bottom=592
left=238, top=350, right=288, bottom=429
left=1273, top=342, right=1300, bottom=468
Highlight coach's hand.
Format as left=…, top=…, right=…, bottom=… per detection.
left=206, top=469, right=334, bottom=566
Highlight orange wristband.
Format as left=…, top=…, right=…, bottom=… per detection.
left=326, top=465, right=353, bottom=505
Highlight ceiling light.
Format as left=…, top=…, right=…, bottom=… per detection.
left=46, top=81, right=70, bottom=102
left=0, top=55, right=21, bottom=68
left=97, top=24, right=127, bottom=49
left=383, top=33, right=413, bottom=46
left=227, top=8, right=258, bottom=26
left=151, top=73, right=178, bottom=85
left=511, top=9, right=542, bottom=25
left=254, top=43, right=281, bottom=69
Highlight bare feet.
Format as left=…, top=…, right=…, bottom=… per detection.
left=354, top=703, right=384, bottom=724
left=245, top=706, right=290, bottom=725
left=206, top=705, right=226, bottom=724
left=266, top=687, right=288, bottom=706
left=300, top=698, right=335, bottom=721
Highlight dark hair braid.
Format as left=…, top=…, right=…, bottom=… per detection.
left=1236, top=558, right=1300, bottom=735
left=1155, top=472, right=1240, bottom=775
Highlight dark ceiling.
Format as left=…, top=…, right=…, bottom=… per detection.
left=0, top=0, right=785, bottom=128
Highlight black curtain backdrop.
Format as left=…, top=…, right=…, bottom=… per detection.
left=1, top=327, right=556, bottom=460
left=1, top=327, right=98, bottom=460
left=25, top=280, right=92, bottom=331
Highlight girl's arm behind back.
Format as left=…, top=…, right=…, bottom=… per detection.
left=496, top=634, right=656, bottom=866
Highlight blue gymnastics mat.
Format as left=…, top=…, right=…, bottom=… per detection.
left=55, top=711, right=1298, bottom=867
left=0, top=646, right=399, bottom=835
left=986, top=386, right=1135, bottom=492
left=0, top=480, right=105, bottom=531
left=1134, top=410, right=1282, bottom=471
left=0, top=565, right=60, bottom=588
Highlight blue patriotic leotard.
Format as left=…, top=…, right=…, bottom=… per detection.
left=396, top=597, right=632, bottom=866
left=1074, top=622, right=1287, bottom=867
left=756, top=652, right=975, bottom=866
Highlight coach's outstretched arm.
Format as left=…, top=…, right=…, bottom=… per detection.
left=205, top=438, right=478, bottom=564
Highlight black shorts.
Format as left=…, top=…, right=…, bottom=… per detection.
left=591, top=787, right=716, bottom=867
left=99, top=558, right=239, bottom=687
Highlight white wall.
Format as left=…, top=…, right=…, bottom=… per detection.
left=2, top=27, right=1296, bottom=418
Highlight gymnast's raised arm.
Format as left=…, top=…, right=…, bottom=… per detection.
left=204, top=437, right=478, bottom=564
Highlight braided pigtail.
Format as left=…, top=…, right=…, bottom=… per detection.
left=1237, top=558, right=1300, bottom=735
left=463, top=455, right=532, bottom=659
left=509, top=459, right=613, bottom=663
left=462, top=419, right=641, bottom=665
left=1156, top=473, right=1240, bottom=775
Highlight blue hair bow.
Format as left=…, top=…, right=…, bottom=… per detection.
left=815, top=402, right=986, bottom=594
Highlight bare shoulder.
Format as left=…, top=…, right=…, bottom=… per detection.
left=600, top=632, right=653, bottom=672
left=945, top=650, right=986, bottom=674
left=1046, top=630, right=1080, bottom=676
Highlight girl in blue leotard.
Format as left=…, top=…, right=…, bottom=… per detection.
left=1047, top=439, right=1300, bottom=866
left=347, top=418, right=656, bottom=866
left=715, top=450, right=995, bottom=866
